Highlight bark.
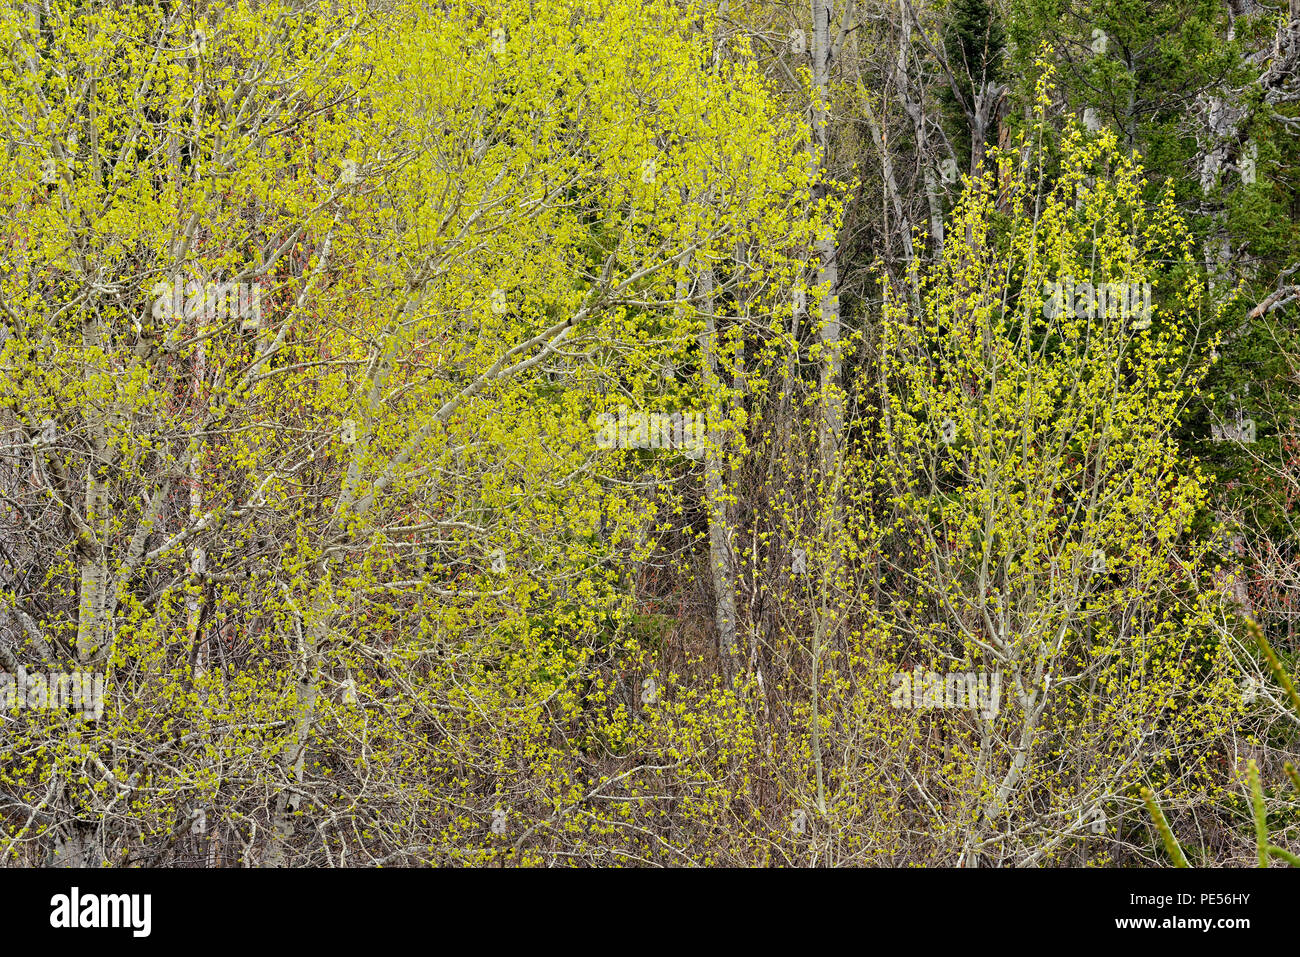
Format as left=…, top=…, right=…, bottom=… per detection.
left=811, top=0, right=843, bottom=471
left=698, top=264, right=739, bottom=669
left=890, top=5, right=945, bottom=248
left=75, top=306, right=114, bottom=665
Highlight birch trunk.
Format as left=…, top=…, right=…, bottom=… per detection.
left=892, top=3, right=944, bottom=247
left=75, top=303, right=113, bottom=664
left=697, top=264, right=739, bottom=670
left=75, top=468, right=110, bottom=663
left=811, top=0, right=842, bottom=471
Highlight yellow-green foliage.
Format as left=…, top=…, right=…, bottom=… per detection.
left=863, top=69, right=1243, bottom=863
left=0, top=0, right=820, bottom=865
left=0, top=9, right=1269, bottom=869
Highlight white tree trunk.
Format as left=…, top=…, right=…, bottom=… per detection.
left=75, top=470, right=110, bottom=662
left=697, top=264, right=739, bottom=669
left=811, top=0, right=842, bottom=471
left=891, top=5, right=944, bottom=248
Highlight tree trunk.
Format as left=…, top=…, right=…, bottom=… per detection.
left=811, top=0, right=842, bottom=471
left=698, top=264, right=739, bottom=671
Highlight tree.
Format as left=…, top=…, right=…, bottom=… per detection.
left=871, top=77, right=1242, bottom=863
left=0, top=0, right=818, bottom=866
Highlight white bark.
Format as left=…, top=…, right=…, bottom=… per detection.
left=811, top=0, right=843, bottom=470
left=75, top=306, right=113, bottom=665
left=892, top=3, right=944, bottom=247
left=697, top=264, right=739, bottom=667
left=74, top=470, right=110, bottom=662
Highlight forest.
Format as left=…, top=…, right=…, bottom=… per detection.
left=0, top=0, right=1298, bottom=869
